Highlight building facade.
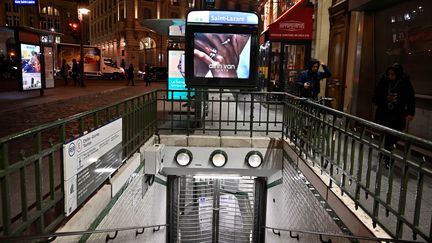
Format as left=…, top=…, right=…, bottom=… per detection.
left=257, top=0, right=331, bottom=94
left=0, top=0, right=82, bottom=45
left=327, top=0, right=432, bottom=140
left=259, top=0, right=432, bottom=140
left=88, top=0, right=258, bottom=71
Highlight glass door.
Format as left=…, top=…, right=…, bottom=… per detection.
left=282, top=44, right=306, bottom=95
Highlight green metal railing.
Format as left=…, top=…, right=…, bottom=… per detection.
left=0, top=224, right=168, bottom=242
left=156, top=89, right=286, bottom=137
left=0, top=89, right=430, bottom=242
left=0, top=91, right=157, bottom=237
left=284, top=97, right=432, bottom=242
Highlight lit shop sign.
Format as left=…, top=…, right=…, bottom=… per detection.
left=187, top=11, right=258, bottom=25
left=280, top=21, right=305, bottom=31
left=14, top=0, right=36, bottom=5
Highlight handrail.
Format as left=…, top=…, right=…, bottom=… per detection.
left=0, top=90, right=159, bottom=237
left=283, top=93, right=432, bottom=241
left=0, top=224, right=168, bottom=242
left=264, top=226, right=423, bottom=243
left=300, top=97, right=432, bottom=147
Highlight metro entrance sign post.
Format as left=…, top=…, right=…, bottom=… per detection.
left=78, top=7, right=90, bottom=87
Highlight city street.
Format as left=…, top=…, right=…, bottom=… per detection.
left=0, top=78, right=166, bottom=138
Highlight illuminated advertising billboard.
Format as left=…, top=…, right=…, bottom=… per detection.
left=20, top=44, right=42, bottom=91
left=193, top=32, right=251, bottom=79
left=168, top=50, right=190, bottom=100
left=185, top=10, right=259, bottom=88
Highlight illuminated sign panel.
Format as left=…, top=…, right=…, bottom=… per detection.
left=168, top=50, right=192, bottom=100
left=187, top=11, right=258, bottom=25
left=20, top=44, right=42, bottom=91
left=185, top=10, right=259, bottom=88
left=14, top=0, right=37, bottom=5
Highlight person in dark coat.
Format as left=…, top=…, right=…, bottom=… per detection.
left=60, top=59, right=70, bottom=85
left=296, top=59, right=331, bottom=98
left=373, top=63, right=415, bottom=168
left=127, top=63, right=135, bottom=86
left=144, top=64, right=150, bottom=86
left=71, top=59, right=80, bottom=86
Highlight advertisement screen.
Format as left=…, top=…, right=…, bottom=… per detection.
left=193, top=33, right=251, bottom=79
left=168, top=50, right=191, bottom=100
left=21, top=44, right=42, bottom=90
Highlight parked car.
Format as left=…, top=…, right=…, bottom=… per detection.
left=148, top=66, right=168, bottom=81
left=137, top=69, right=145, bottom=79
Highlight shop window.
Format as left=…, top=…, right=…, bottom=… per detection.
left=139, top=37, right=156, bottom=50
left=375, top=0, right=432, bottom=96
left=13, top=16, right=20, bottom=26
left=171, top=0, right=179, bottom=6
left=269, top=42, right=281, bottom=91
left=143, top=8, right=152, bottom=19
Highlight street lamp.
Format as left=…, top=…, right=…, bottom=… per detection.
left=78, top=7, right=90, bottom=87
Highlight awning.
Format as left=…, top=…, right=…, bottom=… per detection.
left=140, top=19, right=184, bottom=36
left=266, top=0, right=314, bottom=41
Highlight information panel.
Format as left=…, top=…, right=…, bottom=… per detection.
left=63, top=118, right=123, bottom=216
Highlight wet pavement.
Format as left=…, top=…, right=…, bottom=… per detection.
left=0, top=79, right=166, bottom=138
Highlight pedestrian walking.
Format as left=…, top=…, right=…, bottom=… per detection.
left=61, top=59, right=70, bottom=85
left=296, top=59, right=331, bottom=98
left=373, top=63, right=415, bottom=168
left=144, top=64, right=150, bottom=86
left=127, top=63, right=135, bottom=86
left=71, top=59, right=80, bottom=86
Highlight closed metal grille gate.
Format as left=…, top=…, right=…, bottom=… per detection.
left=177, top=176, right=256, bottom=243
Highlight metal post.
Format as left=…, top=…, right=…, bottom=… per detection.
left=80, top=16, right=85, bottom=87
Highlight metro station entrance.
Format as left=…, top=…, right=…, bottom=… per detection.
left=168, top=175, right=266, bottom=243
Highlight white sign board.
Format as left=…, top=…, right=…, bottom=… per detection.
left=63, top=118, right=123, bottom=216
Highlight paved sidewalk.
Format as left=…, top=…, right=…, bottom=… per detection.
left=0, top=79, right=165, bottom=138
